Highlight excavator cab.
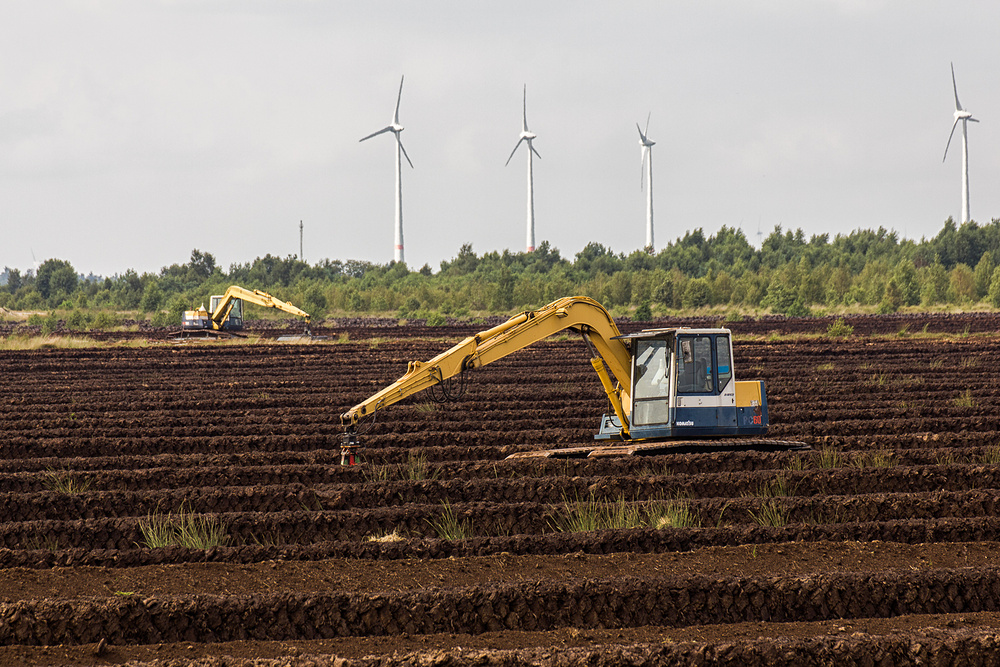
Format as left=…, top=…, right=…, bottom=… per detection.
left=595, top=328, right=767, bottom=441
left=209, top=295, right=243, bottom=330
left=181, top=297, right=243, bottom=331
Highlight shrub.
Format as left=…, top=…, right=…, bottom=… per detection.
left=826, top=317, right=854, bottom=337
left=91, top=311, right=121, bottom=330
left=633, top=301, right=652, bottom=322
left=425, top=311, right=447, bottom=327
left=66, top=309, right=91, bottom=330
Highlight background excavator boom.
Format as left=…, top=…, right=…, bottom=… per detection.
left=209, top=286, right=310, bottom=330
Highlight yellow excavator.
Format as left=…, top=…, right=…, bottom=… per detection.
left=179, top=285, right=313, bottom=339
left=339, top=296, right=802, bottom=463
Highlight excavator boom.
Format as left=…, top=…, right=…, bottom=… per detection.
left=210, top=286, right=310, bottom=330
left=340, top=296, right=632, bottom=432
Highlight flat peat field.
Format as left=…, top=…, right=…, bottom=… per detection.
left=3, top=313, right=1000, bottom=665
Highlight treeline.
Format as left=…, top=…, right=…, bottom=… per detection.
left=3, top=218, right=1000, bottom=324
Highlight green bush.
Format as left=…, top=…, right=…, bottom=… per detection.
left=150, top=310, right=175, bottom=327
left=66, top=309, right=91, bottom=330
left=91, top=311, right=121, bottom=330
left=41, top=312, right=60, bottom=335
left=633, top=301, right=652, bottom=321
left=826, top=317, right=854, bottom=337
left=425, top=311, right=447, bottom=327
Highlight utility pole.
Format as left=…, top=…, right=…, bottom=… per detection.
left=299, top=220, right=304, bottom=262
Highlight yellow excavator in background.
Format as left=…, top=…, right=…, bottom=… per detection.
left=179, top=285, right=313, bottom=339
left=339, top=296, right=802, bottom=463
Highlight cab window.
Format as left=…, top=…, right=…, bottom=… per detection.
left=676, top=336, right=714, bottom=393
left=633, top=340, right=670, bottom=400
left=632, top=339, right=671, bottom=425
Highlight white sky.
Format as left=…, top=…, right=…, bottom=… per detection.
left=1, top=1, right=998, bottom=277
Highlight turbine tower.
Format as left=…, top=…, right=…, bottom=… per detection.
left=637, top=113, right=655, bottom=251
left=360, top=75, right=413, bottom=264
left=505, top=85, right=541, bottom=252
left=943, top=62, right=979, bottom=224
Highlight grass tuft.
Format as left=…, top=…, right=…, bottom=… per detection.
left=981, top=446, right=1000, bottom=465
left=749, top=500, right=788, bottom=527
left=754, top=475, right=795, bottom=498
left=42, top=468, right=93, bottom=494
left=403, top=451, right=438, bottom=481
left=138, top=506, right=229, bottom=549
left=552, top=494, right=699, bottom=533
left=426, top=501, right=473, bottom=540
left=952, top=389, right=976, bottom=408
left=816, top=445, right=842, bottom=469
left=651, top=499, right=701, bottom=529
left=850, top=449, right=896, bottom=468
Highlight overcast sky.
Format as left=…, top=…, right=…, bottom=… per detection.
left=2, top=1, right=998, bottom=277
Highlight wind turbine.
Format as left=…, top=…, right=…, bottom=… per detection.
left=505, top=85, right=541, bottom=252
left=637, top=113, right=655, bottom=251
left=943, top=62, right=979, bottom=224
left=360, top=75, right=413, bottom=264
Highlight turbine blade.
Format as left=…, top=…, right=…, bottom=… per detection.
left=636, top=122, right=645, bottom=142
left=398, top=137, right=414, bottom=168
left=394, top=75, right=404, bottom=125
left=943, top=117, right=960, bottom=162
left=505, top=137, right=525, bottom=166
left=530, top=142, right=541, bottom=160
left=522, top=84, right=529, bottom=132
left=969, top=117, right=980, bottom=123
left=950, top=63, right=964, bottom=111
left=644, top=111, right=651, bottom=136
left=360, top=126, right=393, bottom=142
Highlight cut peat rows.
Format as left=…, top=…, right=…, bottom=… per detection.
left=2, top=313, right=1000, bottom=665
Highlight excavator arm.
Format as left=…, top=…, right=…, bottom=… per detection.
left=340, top=296, right=634, bottom=448
left=211, top=286, right=311, bottom=331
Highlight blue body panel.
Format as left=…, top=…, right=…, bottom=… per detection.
left=595, top=389, right=769, bottom=441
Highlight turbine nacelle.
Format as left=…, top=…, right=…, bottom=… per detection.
left=637, top=117, right=655, bottom=148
